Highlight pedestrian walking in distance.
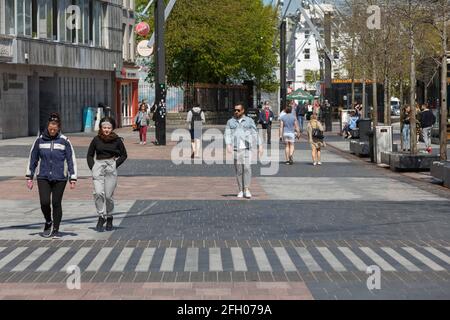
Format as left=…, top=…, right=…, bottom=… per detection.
left=400, top=105, right=411, bottom=152
left=87, top=117, right=128, bottom=232
left=258, top=101, right=274, bottom=145
left=26, top=113, right=77, bottom=239
left=420, top=104, right=436, bottom=154
left=134, top=103, right=150, bottom=145
left=307, top=114, right=326, bottom=166
left=225, top=102, right=263, bottom=199
left=280, top=105, right=301, bottom=165
left=186, top=104, right=205, bottom=158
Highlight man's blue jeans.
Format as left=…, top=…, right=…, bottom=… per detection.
left=402, top=124, right=410, bottom=150
left=297, top=116, right=304, bottom=132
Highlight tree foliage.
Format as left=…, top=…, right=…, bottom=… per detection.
left=135, top=0, right=278, bottom=91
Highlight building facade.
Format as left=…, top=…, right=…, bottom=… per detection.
left=287, top=3, right=347, bottom=94
left=0, top=0, right=136, bottom=139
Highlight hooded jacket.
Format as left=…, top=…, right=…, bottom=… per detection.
left=26, top=129, right=77, bottom=182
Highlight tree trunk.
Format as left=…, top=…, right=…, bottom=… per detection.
left=440, top=2, right=448, bottom=161
left=384, top=76, right=389, bottom=125
left=351, top=37, right=355, bottom=106
left=400, top=78, right=404, bottom=106
left=409, top=1, right=417, bottom=154
left=362, top=71, right=366, bottom=118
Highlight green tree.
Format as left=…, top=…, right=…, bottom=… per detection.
left=135, top=0, right=278, bottom=91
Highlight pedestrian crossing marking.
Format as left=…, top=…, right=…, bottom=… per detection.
left=61, top=247, right=91, bottom=272
left=274, top=247, right=297, bottom=272
left=37, top=247, right=70, bottom=272
left=12, top=247, right=48, bottom=272
left=231, top=247, right=247, bottom=272
left=424, top=247, right=450, bottom=265
left=0, top=246, right=446, bottom=274
left=135, top=248, right=155, bottom=272
left=160, top=248, right=177, bottom=272
left=0, top=247, right=28, bottom=270
left=111, top=248, right=135, bottom=272
left=295, top=247, right=322, bottom=272
left=402, top=247, right=445, bottom=272
left=338, top=247, right=368, bottom=271
left=252, top=247, right=272, bottom=272
left=381, top=247, right=421, bottom=272
left=209, top=248, right=223, bottom=272
left=85, top=247, right=113, bottom=272
left=184, top=248, right=199, bottom=272
left=359, top=247, right=396, bottom=271
left=317, top=247, right=347, bottom=272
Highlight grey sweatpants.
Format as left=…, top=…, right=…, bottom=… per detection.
left=92, top=159, right=117, bottom=218
left=234, top=149, right=252, bottom=191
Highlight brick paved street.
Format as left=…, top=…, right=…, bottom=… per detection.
left=0, top=127, right=449, bottom=300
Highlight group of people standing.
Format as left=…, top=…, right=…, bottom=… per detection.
left=26, top=113, right=127, bottom=238
left=400, top=103, right=436, bottom=153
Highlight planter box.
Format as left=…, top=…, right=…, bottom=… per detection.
left=386, top=152, right=440, bottom=172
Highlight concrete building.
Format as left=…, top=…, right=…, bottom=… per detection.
left=286, top=3, right=347, bottom=94
left=0, top=0, right=136, bottom=139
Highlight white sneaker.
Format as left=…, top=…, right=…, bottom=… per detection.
left=313, top=162, right=317, bottom=166
left=317, top=162, right=322, bottom=165
left=139, top=141, right=143, bottom=145
left=237, top=191, right=244, bottom=198
left=244, top=190, right=252, bottom=199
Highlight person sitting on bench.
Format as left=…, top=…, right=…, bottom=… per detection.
left=343, top=111, right=359, bottom=139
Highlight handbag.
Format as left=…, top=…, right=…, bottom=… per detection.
left=312, top=127, right=324, bottom=140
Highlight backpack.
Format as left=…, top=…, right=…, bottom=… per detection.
left=312, top=122, right=324, bottom=140
left=191, top=109, right=203, bottom=129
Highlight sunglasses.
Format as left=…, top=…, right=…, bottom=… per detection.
left=234, top=109, right=242, bottom=113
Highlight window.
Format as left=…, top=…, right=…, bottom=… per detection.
left=304, top=29, right=309, bottom=39
left=122, top=23, right=127, bottom=60
left=15, top=0, right=32, bottom=36
left=38, top=0, right=53, bottom=39
left=334, top=49, right=339, bottom=59
left=93, top=0, right=103, bottom=47
left=5, top=0, right=15, bottom=35
left=304, top=48, right=310, bottom=60
left=128, top=25, right=133, bottom=60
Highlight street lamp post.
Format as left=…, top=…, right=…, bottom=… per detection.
left=280, top=18, right=287, bottom=112
left=154, top=0, right=167, bottom=145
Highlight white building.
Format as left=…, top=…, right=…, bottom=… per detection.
left=287, top=3, right=348, bottom=93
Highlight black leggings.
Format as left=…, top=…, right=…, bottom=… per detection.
left=37, top=180, right=67, bottom=230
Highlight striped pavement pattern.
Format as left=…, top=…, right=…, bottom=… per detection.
left=0, top=246, right=448, bottom=274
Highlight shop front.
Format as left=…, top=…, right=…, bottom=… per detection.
left=116, top=66, right=139, bottom=127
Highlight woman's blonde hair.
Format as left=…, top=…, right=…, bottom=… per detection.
left=310, top=114, right=318, bottom=120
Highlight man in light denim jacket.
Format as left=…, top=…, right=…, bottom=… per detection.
left=225, top=102, right=263, bottom=199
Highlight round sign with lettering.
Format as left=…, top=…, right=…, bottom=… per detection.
left=137, top=40, right=153, bottom=57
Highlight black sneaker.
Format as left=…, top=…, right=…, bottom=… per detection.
left=96, top=217, right=106, bottom=232
left=42, top=222, right=52, bottom=238
left=105, top=217, right=113, bottom=231
left=51, top=229, right=62, bottom=239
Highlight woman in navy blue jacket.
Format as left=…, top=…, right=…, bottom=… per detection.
left=26, top=113, right=77, bottom=239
